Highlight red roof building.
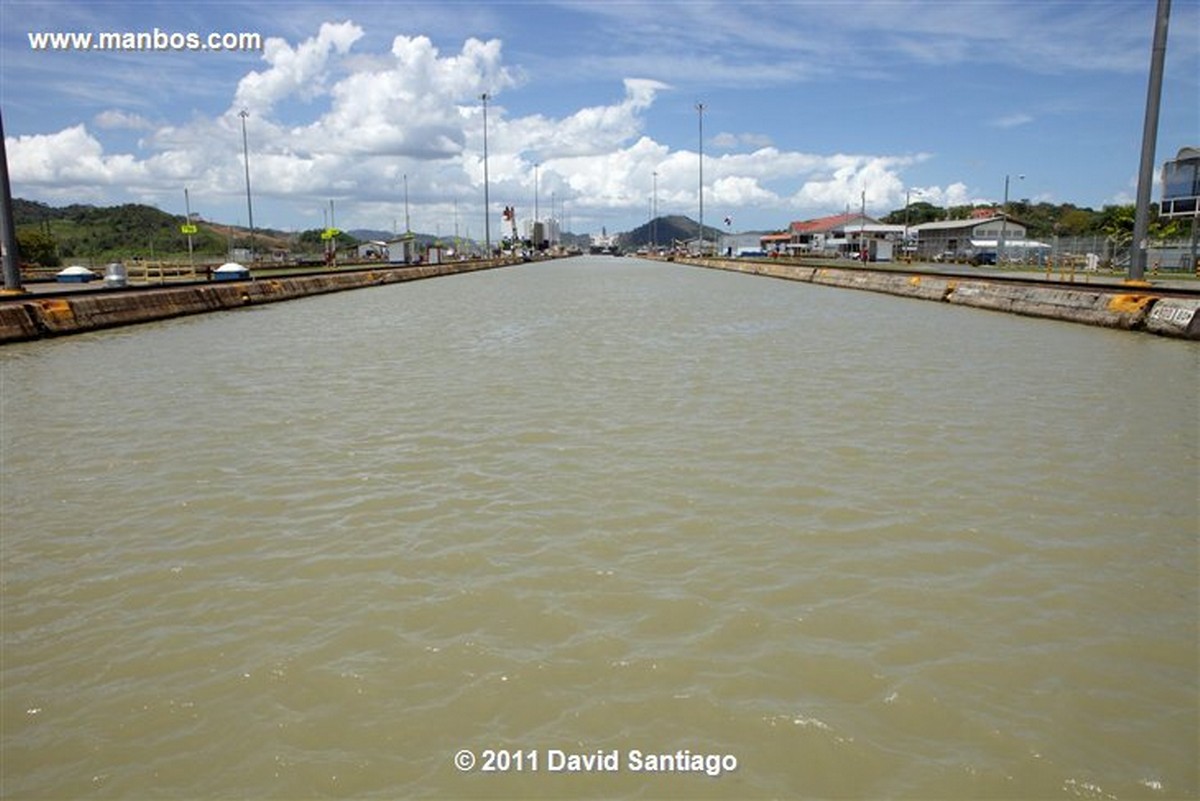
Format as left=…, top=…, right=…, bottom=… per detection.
left=788, top=212, right=869, bottom=236
left=786, top=212, right=880, bottom=254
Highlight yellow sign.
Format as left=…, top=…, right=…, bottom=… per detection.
left=320, top=228, right=340, bottom=240
left=180, top=224, right=198, bottom=234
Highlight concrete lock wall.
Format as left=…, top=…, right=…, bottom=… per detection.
left=3, top=256, right=1198, bottom=343
left=1144, top=298, right=1200, bottom=338
left=0, top=259, right=519, bottom=344
left=683, top=257, right=1198, bottom=340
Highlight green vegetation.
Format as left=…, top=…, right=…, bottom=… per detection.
left=14, top=199, right=223, bottom=264
left=879, top=200, right=1185, bottom=241
left=621, top=215, right=725, bottom=249
left=11, top=197, right=1189, bottom=268
left=295, top=228, right=358, bottom=251
left=623, top=204, right=1189, bottom=252
left=11, top=199, right=301, bottom=265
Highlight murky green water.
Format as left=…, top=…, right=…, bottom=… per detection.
left=2, top=257, right=1197, bottom=799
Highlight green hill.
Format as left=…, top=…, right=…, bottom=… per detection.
left=620, top=215, right=724, bottom=249
left=11, top=199, right=292, bottom=266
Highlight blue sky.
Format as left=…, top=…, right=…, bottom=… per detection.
left=1, top=0, right=1197, bottom=238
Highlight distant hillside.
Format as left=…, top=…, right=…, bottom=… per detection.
left=13, top=199, right=305, bottom=265
left=14, top=199, right=236, bottom=264
left=347, top=229, right=470, bottom=248
left=619, top=215, right=725, bottom=249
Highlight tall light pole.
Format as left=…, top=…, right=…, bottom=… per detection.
left=480, top=93, right=491, bottom=256
left=904, top=187, right=923, bottom=261
left=238, top=109, right=256, bottom=264
left=403, top=173, right=411, bottom=233
left=860, top=189, right=867, bottom=261
left=1131, top=0, right=1171, bottom=280
left=0, top=109, right=25, bottom=293
left=998, top=173, right=1023, bottom=264
left=184, top=187, right=195, bottom=276
left=696, top=102, right=705, bottom=254
left=652, top=170, right=658, bottom=250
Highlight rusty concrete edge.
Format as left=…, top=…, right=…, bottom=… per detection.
left=5, top=256, right=1197, bottom=344
left=679, top=257, right=1200, bottom=341
left=0, top=258, right=524, bottom=345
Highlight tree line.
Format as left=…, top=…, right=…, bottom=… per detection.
left=879, top=201, right=1188, bottom=244
left=11, top=199, right=301, bottom=266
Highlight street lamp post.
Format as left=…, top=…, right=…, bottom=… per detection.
left=1131, top=0, right=1171, bottom=280
left=480, top=93, right=491, bottom=256
left=860, top=189, right=867, bottom=262
left=403, top=173, right=410, bottom=234
left=652, top=170, right=658, bottom=251
left=0, top=110, right=24, bottom=293
left=696, top=102, right=705, bottom=254
left=997, top=173, right=1023, bottom=264
left=184, top=187, right=195, bottom=277
left=904, top=187, right=923, bottom=261
left=238, top=109, right=256, bottom=265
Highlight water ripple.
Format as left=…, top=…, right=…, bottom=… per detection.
left=2, top=258, right=1196, bottom=798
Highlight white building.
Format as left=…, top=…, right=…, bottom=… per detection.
left=913, top=216, right=1045, bottom=262
left=357, top=240, right=387, bottom=260
left=387, top=234, right=418, bottom=264
left=523, top=217, right=561, bottom=248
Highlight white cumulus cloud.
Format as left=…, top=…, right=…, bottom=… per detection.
left=6, top=19, right=967, bottom=232
left=94, top=110, right=153, bottom=131
left=233, top=21, right=365, bottom=112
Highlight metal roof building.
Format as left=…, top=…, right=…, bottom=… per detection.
left=912, top=215, right=1038, bottom=261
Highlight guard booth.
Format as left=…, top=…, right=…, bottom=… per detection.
left=387, top=234, right=417, bottom=265
left=1161, top=147, right=1199, bottom=218
left=1160, top=147, right=1199, bottom=274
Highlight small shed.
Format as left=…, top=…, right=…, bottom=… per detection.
left=388, top=234, right=418, bottom=265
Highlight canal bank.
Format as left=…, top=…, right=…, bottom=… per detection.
left=0, top=257, right=523, bottom=344
left=677, top=256, right=1200, bottom=340
left=4, top=254, right=1199, bottom=343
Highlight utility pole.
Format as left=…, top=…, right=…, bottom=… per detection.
left=696, top=102, right=705, bottom=254
left=998, top=173, right=1023, bottom=264
left=1131, top=0, right=1171, bottom=280
left=0, top=109, right=25, bottom=293
left=184, top=187, right=195, bottom=277
left=480, top=93, right=491, bottom=256
left=238, top=109, right=256, bottom=264
left=328, top=199, right=336, bottom=268
left=652, top=170, right=658, bottom=251
left=860, top=189, right=867, bottom=261
left=403, top=173, right=411, bottom=233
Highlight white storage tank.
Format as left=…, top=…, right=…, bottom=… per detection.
left=212, top=262, right=250, bottom=281
left=56, top=265, right=98, bottom=283
left=104, top=263, right=128, bottom=287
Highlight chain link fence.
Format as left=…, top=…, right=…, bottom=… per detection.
left=1026, top=236, right=1197, bottom=274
